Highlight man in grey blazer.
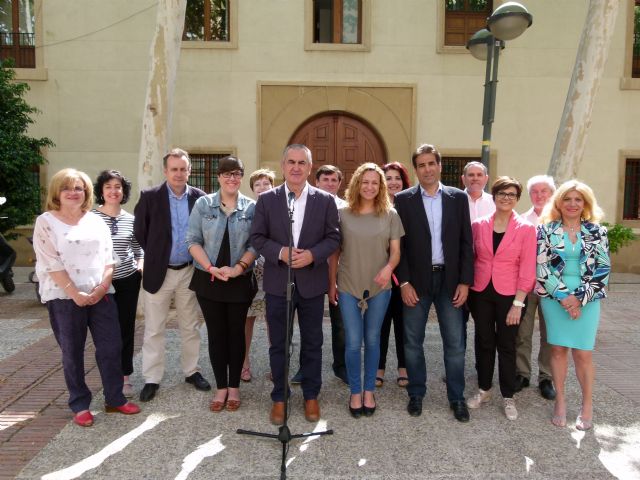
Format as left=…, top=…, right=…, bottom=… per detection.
left=133, top=148, right=210, bottom=402
left=251, top=144, right=340, bottom=425
left=394, top=144, right=474, bottom=422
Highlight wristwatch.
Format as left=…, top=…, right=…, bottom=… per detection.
left=512, top=299, right=525, bottom=308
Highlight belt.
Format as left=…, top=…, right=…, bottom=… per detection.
left=432, top=265, right=445, bottom=272
left=167, top=261, right=192, bottom=270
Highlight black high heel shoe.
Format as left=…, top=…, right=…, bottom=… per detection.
left=363, top=393, right=376, bottom=417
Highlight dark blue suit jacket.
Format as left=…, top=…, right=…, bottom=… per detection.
left=133, top=182, right=205, bottom=294
left=394, top=184, right=474, bottom=297
left=250, top=184, right=340, bottom=298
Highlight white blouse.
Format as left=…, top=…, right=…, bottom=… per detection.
left=33, top=211, right=116, bottom=302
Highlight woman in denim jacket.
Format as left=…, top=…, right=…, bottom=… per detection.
left=536, top=180, right=610, bottom=431
left=186, top=156, right=257, bottom=413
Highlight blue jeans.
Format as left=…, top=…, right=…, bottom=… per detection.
left=339, top=289, right=391, bottom=394
left=403, top=271, right=466, bottom=402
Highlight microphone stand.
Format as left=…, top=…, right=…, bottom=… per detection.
left=237, top=190, right=333, bottom=480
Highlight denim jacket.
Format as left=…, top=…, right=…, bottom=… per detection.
left=536, top=220, right=610, bottom=306
left=186, top=191, right=257, bottom=271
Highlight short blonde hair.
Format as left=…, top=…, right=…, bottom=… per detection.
left=540, top=180, right=604, bottom=224
left=249, top=168, right=276, bottom=191
left=345, top=163, right=392, bottom=216
left=46, top=168, right=94, bottom=212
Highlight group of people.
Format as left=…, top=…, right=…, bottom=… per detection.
left=33, top=142, right=610, bottom=432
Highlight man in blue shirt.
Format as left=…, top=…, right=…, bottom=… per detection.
left=394, top=144, right=474, bottom=422
left=134, top=148, right=210, bottom=402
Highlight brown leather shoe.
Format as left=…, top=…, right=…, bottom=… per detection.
left=304, top=399, right=320, bottom=422
left=270, top=401, right=285, bottom=425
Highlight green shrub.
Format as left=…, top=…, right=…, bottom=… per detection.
left=0, top=59, right=54, bottom=238
left=602, top=222, right=636, bottom=255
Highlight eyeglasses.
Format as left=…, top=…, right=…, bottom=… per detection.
left=61, top=186, right=85, bottom=193
left=109, top=217, right=118, bottom=235
left=220, top=171, right=243, bottom=179
left=495, top=192, right=518, bottom=200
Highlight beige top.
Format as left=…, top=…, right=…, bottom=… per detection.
left=337, top=207, right=404, bottom=300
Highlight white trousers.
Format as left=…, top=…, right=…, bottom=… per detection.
left=141, top=266, right=202, bottom=383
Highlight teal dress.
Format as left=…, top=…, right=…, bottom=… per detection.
left=540, top=233, right=600, bottom=350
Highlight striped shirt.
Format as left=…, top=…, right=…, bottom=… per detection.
left=92, top=209, right=144, bottom=279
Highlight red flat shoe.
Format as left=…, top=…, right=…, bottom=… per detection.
left=105, top=402, right=141, bottom=415
left=210, top=399, right=226, bottom=412
left=74, top=410, right=94, bottom=427
left=226, top=399, right=241, bottom=412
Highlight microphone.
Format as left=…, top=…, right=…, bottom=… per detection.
left=287, top=191, right=296, bottom=212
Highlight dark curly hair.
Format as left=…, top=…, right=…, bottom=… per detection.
left=94, top=170, right=131, bottom=205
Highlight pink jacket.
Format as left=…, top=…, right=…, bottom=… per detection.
left=470, top=212, right=537, bottom=296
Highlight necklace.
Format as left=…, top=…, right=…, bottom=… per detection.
left=562, top=223, right=580, bottom=233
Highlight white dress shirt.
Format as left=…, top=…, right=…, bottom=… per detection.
left=284, top=182, right=310, bottom=247
left=465, top=189, right=495, bottom=223
left=522, top=206, right=541, bottom=226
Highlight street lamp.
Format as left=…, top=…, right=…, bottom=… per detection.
left=467, top=1, right=533, bottom=174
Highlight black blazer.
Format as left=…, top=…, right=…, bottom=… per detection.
left=250, top=184, right=340, bottom=298
left=133, top=182, right=205, bottom=294
left=394, top=184, right=474, bottom=298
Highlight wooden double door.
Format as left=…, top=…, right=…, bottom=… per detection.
left=289, top=112, right=387, bottom=197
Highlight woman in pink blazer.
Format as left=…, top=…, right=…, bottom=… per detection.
left=466, top=177, right=537, bottom=421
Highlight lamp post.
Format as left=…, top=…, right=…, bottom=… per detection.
left=466, top=1, right=533, bottom=174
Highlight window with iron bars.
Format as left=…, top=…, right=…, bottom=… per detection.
left=0, top=0, right=35, bottom=68
left=441, top=156, right=481, bottom=190
left=190, top=153, right=231, bottom=194
left=623, top=158, right=640, bottom=220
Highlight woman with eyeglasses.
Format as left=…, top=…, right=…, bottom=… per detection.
left=33, top=168, right=140, bottom=427
left=92, top=170, right=144, bottom=398
left=186, top=156, right=257, bottom=412
left=241, top=168, right=275, bottom=382
left=328, top=163, right=404, bottom=418
left=466, top=177, right=536, bottom=421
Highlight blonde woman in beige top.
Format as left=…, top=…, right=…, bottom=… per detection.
left=329, top=163, right=404, bottom=418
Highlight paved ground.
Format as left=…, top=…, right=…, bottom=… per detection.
left=1, top=268, right=639, bottom=479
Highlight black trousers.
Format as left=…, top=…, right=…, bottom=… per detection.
left=468, top=282, right=521, bottom=398
left=197, top=296, right=250, bottom=389
left=378, top=284, right=405, bottom=370
left=112, top=270, right=141, bottom=376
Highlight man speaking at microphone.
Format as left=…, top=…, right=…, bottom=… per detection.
left=251, top=144, right=340, bottom=425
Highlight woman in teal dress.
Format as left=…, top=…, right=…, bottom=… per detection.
left=536, top=180, right=610, bottom=431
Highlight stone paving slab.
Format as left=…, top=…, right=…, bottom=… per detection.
left=1, top=271, right=640, bottom=479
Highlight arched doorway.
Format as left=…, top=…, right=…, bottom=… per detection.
left=289, top=112, right=387, bottom=196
